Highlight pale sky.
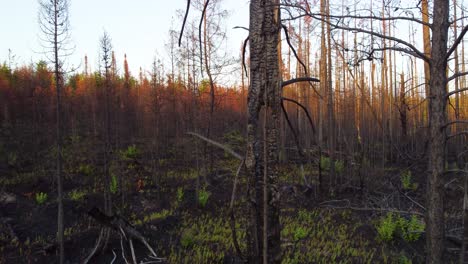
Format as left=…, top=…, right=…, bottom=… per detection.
left=0, top=0, right=250, bottom=77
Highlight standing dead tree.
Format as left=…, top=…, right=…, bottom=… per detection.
left=82, top=32, right=116, bottom=262
left=38, top=0, right=72, bottom=262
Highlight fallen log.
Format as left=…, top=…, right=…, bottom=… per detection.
left=85, top=207, right=164, bottom=263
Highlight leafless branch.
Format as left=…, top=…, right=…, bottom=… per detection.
left=446, top=24, right=468, bottom=60
left=446, top=87, right=468, bottom=99
left=303, top=12, right=430, bottom=63
left=282, top=97, right=316, bottom=135
left=279, top=3, right=430, bottom=27
left=442, top=120, right=468, bottom=130
left=446, top=131, right=468, bottom=141
left=233, top=26, right=249, bottom=31
left=281, top=101, right=305, bottom=158
left=448, top=72, right=468, bottom=82
left=198, top=0, right=211, bottom=76
left=282, top=77, right=320, bottom=87
left=281, top=24, right=322, bottom=98
left=179, top=0, right=191, bottom=47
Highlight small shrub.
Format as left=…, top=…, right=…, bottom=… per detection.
left=78, top=164, right=93, bottom=176
left=7, top=152, right=17, bottom=166
left=181, top=228, right=196, bottom=248
left=143, top=209, right=172, bottom=223
left=376, top=213, right=425, bottom=243
left=158, top=159, right=167, bottom=167
left=320, top=156, right=330, bottom=171
left=400, top=215, right=425, bottom=242
left=35, top=192, right=48, bottom=205
left=198, top=188, right=211, bottom=208
left=399, top=254, right=412, bottom=264
left=177, top=187, right=184, bottom=203
left=320, top=156, right=344, bottom=174
left=120, top=145, right=139, bottom=160
left=376, top=213, right=397, bottom=242
left=293, top=226, right=308, bottom=241
left=335, top=160, right=344, bottom=174
left=401, top=170, right=417, bottom=190
left=69, top=189, right=86, bottom=201
left=110, top=174, right=118, bottom=194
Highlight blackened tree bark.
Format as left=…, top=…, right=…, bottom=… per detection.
left=246, top=0, right=282, bottom=263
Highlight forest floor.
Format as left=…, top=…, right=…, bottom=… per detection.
left=0, top=154, right=465, bottom=264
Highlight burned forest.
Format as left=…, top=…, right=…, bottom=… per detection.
left=1, top=0, right=468, bottom=263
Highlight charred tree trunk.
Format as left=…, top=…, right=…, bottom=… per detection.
left=246, top=0, right=282, bottom=262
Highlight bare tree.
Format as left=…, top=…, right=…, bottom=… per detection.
left=38, top=0, right=72, bottom=262
left=100, top=31, right=114, bottom=218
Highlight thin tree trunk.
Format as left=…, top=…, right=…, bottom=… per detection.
left=52, top=1, right=64, bottom=262
left=326, top=0, right=336, bottom=189
left=461, top=163, right=468, bottom=264
left=422, top=0, right=431, bottom=124
left=426, top=1, right=450, bottom=262
left=203, top=0, right=216, bottom=174
left=319, top=0, right=326, bottom=192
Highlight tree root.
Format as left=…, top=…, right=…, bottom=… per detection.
left=84, top=207, right=165, bottom=263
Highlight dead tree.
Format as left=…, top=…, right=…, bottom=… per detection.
left=38, top=0, right=72, bottom=262
left=100, top=31, right=113, bottom=218
left=243, top=0, right=308, bottom=262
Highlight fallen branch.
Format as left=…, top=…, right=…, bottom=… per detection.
left=401, top=191, right=426, bottom=211
left=320, top=204, right=424, bottom=217
left=110, top=249, right=117, bottom=264
left=83, top=228, right=104, bottom=264
left=120, top=233, right=130, bottom=264
left=86, top=207, right=164, bottom=263
left=129, top=239, right=137, bottom=264
left=187, top=132, right=243, bottom=160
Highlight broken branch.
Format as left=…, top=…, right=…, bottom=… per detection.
left=187, top=132, right=243, bottom=160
